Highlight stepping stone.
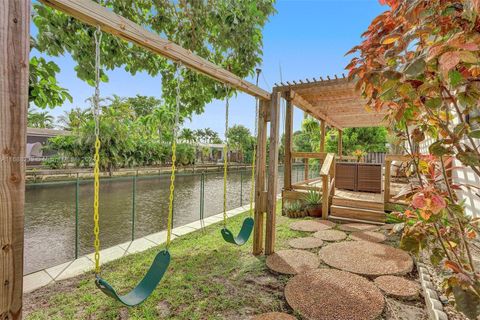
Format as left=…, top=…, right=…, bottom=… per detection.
left=288, top=237, right=324, bottom=249
left=266, top=249, right=319, bottom=275
left=251, top=312, right=296, bottom=320
left=313, top=229, right=347, bottom=241
left=285, top=269, right=384, bottom=320
left=374, top=275, right=420, bottom=300
left=350, top=231, right=387, bottom=243
left=318, top=241, right=413, bottom=277
left=290, top=220, right=333, bottom=232
left=338, top=223, right=379, bottom=232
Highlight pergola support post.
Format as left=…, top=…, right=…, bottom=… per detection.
left=283, top=93, right=293, bottom=191
left=0, top=1, right=30, bottom=318
left=265, top=91, right=281, bottom=255
left=253, top=99, right=269, bottom=255
left=320, top=119, right=326, bottom=153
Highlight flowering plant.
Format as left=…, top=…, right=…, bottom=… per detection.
left=352, top=149, right=366, bottom=162
left=347, top=0, right=480, bottom=317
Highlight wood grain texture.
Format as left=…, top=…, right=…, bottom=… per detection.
left=265, top=92, right=281, bottom=255
left=338, top=130, right=343, bottom=156
left=283, top=95, right=293, bottom=191
left=253, top=99, right=269, bottom=255
left=0, top=1, right=29, bottom=318
left=39, top=0, right=270, bottom=100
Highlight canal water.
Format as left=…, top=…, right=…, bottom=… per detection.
left=24, top=165, right=310, bottom=274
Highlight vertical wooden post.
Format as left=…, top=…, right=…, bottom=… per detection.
left=337, top=129, right=343, bottom=158
left=384, top=158, right=391, bottom=207
left=253, top=99, right=268, bottom=255
left=322, top=174, right=329, bottom=220
left=265, top=91, right=280, bottom=255
left=319, top=119, right=326, bottom=153
left=304, top=159, right=309, bottom=180
left=283, top=93, right=293, bottom=191
left=1, top=1, right=29, bottom=318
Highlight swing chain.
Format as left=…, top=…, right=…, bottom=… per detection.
left=249, top=69, right=261, bottom=217
left=92, top=26, right=102, bottom=275
left=166, top=65, right=182, bottom=250
left=222, top=86, right=230, bottom=228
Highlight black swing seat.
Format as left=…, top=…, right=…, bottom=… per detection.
left=221, top=217, right=254, bottom=246
left=95, top=249, right=170, bottom=306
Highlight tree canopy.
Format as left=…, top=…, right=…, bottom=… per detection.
left=31, top=0, right=276, bottom=115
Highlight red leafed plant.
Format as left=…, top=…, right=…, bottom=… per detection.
left=347, top=0, right=480, bottom=318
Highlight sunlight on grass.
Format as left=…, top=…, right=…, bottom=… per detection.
left=25, top=201, right=305, bottom=319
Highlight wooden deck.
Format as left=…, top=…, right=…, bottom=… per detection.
left=282, top=180, right=410, bottom=224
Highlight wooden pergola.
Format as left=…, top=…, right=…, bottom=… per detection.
left=1, top=1, right=387, bottom=317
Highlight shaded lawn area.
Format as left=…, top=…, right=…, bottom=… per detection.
left=25, top=203, right=308, bottom=319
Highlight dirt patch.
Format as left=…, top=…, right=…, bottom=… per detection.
left=251, top=312, right=296, bottom=320
left=384, top=298, right=427, bottom=320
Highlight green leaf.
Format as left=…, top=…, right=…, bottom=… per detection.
left=448, top=70, right=463, bottom=86
left=429, top=141, right=450, bottom=156
left=404, top=58, right=426, bottom=77
left=468, top=130, right=480, bottom=139
left=457, top=151, right=480, bottom=166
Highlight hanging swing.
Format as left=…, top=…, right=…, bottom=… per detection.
left=90, top=27, right=182, bottom=306
left=220, top=69, right=260, bottom=245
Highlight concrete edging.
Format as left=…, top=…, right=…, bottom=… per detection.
left=23, top=204, right=253, bottom=293
left=417, top=261, right=448, bottom=320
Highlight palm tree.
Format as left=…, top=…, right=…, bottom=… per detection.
left=179, top=128, right=196, bottom=144
left=57, top=107, right=89, bottom=131
left=28, top=110, right=55, bottom=128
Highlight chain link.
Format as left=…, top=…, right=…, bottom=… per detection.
left=92, top=26, right=102, bottom=275
left=166, top=65, right=182, bottom=249
left=249, top=70, right=261, bottom=217
left=222, top=86, right=230, bottom=228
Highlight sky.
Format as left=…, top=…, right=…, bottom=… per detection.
left=31, top=0, right=386, bottom=137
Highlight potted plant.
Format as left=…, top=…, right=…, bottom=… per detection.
left=303, top=190, right=322, bottom=217
left=283, top=200, right=305, bottom=218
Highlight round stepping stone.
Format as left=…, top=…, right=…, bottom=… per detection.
left=318, top=241, right=413, bottom=276
left=374, top=275, right=420, bottom=300
left=338, top=223, right=379, bottom=232
left=251, top=312, right=296, bottom=320
left=285, top=269, right=384, bottom=320
left=290, top=220, right=333, bottom=232
left=266, top=249, right=319, bottom=275
left=288, top=237, right=324, bottom=249
left=313, top=229, right=347, bottom=241
left=350, top=231, right=387, bottom=243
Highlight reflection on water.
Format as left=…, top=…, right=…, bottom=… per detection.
left=25, top=165, right=305, bottom=274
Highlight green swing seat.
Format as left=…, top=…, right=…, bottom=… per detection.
left=95, top=250, right=171, bottom=306
left=221, top=217, right=254, bottom=246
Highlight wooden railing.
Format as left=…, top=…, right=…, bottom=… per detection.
left=320, top=153, right=336, bottom=219
left=384, top=154, right=410, bottom=204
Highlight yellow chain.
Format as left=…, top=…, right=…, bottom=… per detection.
left=166, top=141, right=176, bottom=249
left=93, top=137, right=101, bottom=274
left=223, top=144, right=228, bottom=227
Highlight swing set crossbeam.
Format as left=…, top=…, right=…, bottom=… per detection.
left=39, top=0, right=271, bottom=101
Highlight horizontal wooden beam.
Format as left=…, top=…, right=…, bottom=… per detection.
left=275, top=77, right=351, bottom=92
left=291, top=152, right=327, bottom=159
left=289, top=91, right=342, bottom=129
left=39, top=0, right=271, bottom=101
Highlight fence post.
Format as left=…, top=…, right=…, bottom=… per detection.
left=75, top=175, right=79, bottom=259
left=131, top=174, right=137, bottom=241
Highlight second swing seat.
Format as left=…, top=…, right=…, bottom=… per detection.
left=221, top=217, right=254, bottom=246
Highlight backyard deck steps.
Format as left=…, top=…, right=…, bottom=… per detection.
left=330, top=205, right=385, bottom=223
left=329, top=213, right=385, bottom=225
left=332, top=196, right=384, bottom=211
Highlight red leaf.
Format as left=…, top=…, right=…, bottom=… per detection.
left=439, top=51, right=460, bottom=74
left=445, top=260, right=462, bottom=273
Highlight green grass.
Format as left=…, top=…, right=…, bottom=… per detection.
left=25, top=203, right=307, bottom=319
